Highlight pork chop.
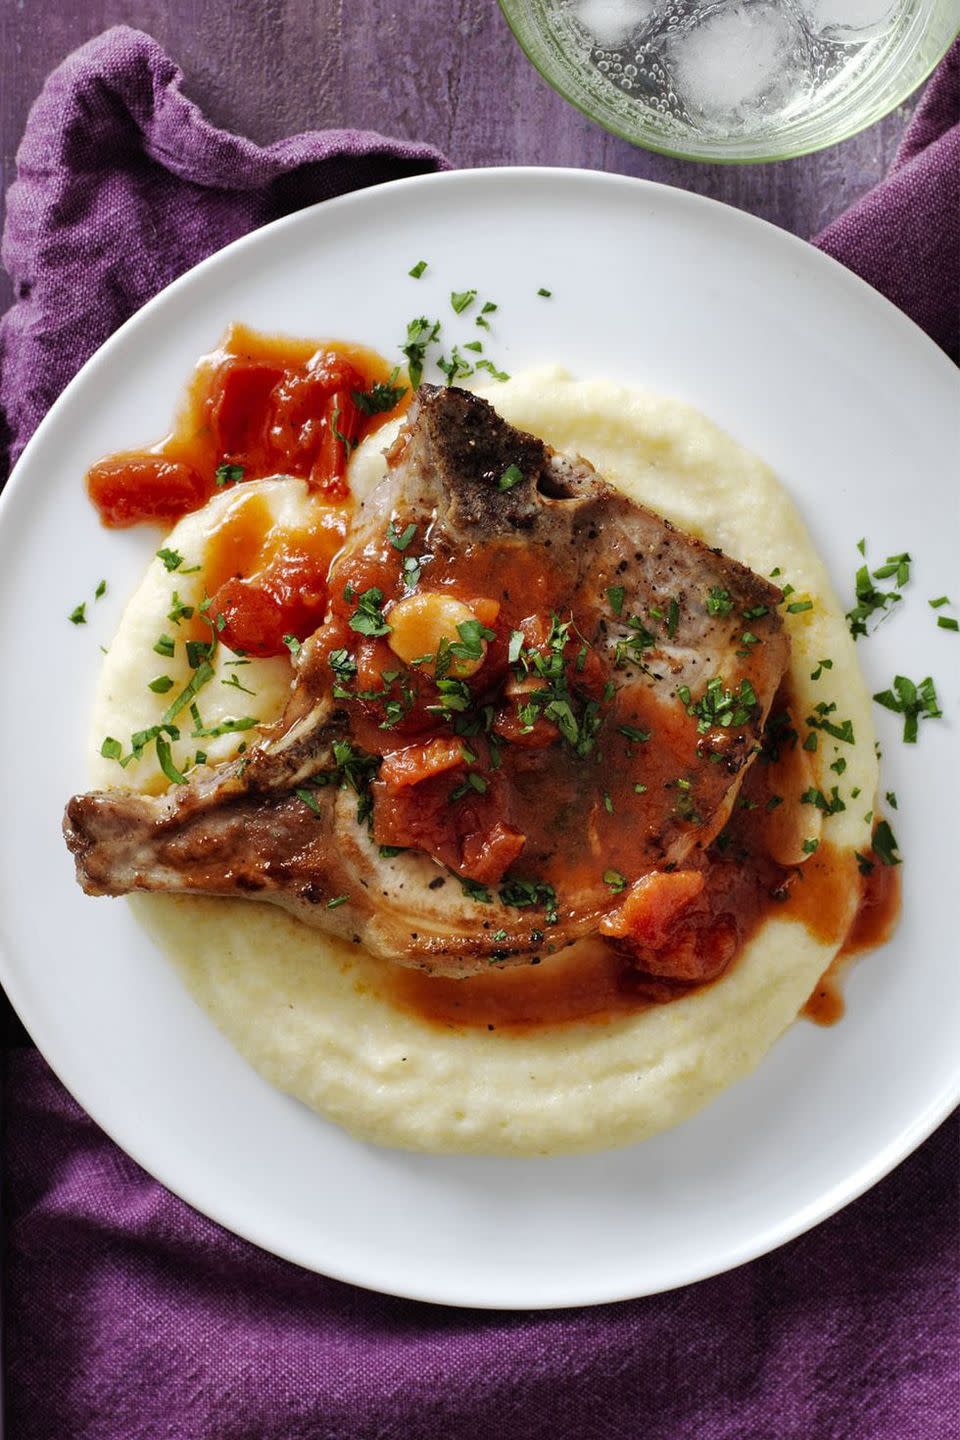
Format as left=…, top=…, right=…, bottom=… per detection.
left=64, top=385, right=790, bottom=976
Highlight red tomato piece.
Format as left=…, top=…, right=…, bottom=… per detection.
left=86, top=456, right=208, bottom=528
left=460, top=821, right=526, bottom=884
left=379, top=737, right=465, bottom=789
left=210, top=360, right=284, bottom=462
left=600, top=870, right=705, bottom=947
left=207, top=578, right=288, bottom=658
left=309, top=392, right=361, bottom=497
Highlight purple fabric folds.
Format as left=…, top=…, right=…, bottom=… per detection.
left=814, top=39, right=960, bottom=359
left=0, top=25, right=448, bottom=480
left=2, top=25, right=958, bottom=1440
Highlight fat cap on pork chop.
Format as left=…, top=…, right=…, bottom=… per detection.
left=64, top=386, right=789, bottom=977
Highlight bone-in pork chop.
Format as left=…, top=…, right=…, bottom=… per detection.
left=65, top=386, right=789, bottom=977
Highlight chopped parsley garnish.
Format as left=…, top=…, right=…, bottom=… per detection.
left=326, top=895, right=348, bottom=909
left=401, top=316, right=441, bottom=389
left=603, top=869, right=627, bottom=893
left=509, top=615, right=604, bottom=759
left=69, top=603, right=87, bottom=625
left=872, top=553, right=911, bottom=585
left=330, top=405, right=357, bottom=459
left=185, top=638, right=215, bottom=669
left=155, top=734, right=187, bottom=786
left=765, top=795, right=783, bottom=811
left=283, top=634, right=302, bottom=657
left=742, top=604, right=769, bottom=620
left=872, top=819, right=901, bottom=866
left=352, top=371, right=407, bottom=415
left=156, top=548, right=199, bottom=574
left=189, top=714, right=258, bottom=740
left=498, top=877, right=559, bottom=925
left=810, top=658, right=833, bottom=680
left=938, top=617, right=958, bottom=632
left=167, top=592, right=194, bottom=626
left=705, top=587, right=733, bottom=616
left=328, top=648, right=359, bottom=697
left=801, top=786, right=846, bottom=816
left=872, top=674, right=942, bottom=743
left=428, top=674, right=473, bottom=718
left=95, top=579, right=107, bottom=600
left=618, top=724, right=651, bottom=742
left=885, top=790, right=898, bottom=810
left=450, top=620, right=495, bottom=663
left=348, top=587, right=391, bottom=637
left=856, top=852, right=875, bottom=876
left=786, top=599, right=814, bottom=614
left=803, top=732, right=818, bottom=752
left=148, top=675, right=175, bottom=694
left=437, top=347, right=474, bottom=385
left=634, top=782, right=647, bottom=795
left=100, top=737, right=122, bottom=761
left=474, top=359, right=509, bottom=382
left=408, top=260, right=428, bottom=278
left=801, top=838, right=820, bottom=855
left=460, top=876, right=493, bottom=904
left=680, top=676, right=758, bottom=734
left=666, top=598, right=680, bottom=639
left=929, top=595, right=951, bottom=608
left=806, top=702, right=855, bottom=745
left=450, top=289, right=477, bottom=315
left=296, top=787, right=323, bottom=816
left=153, top=633, right=175, bottom=658
left=606, top=585, right=625, bottom=616
left=614, top=617, right=656, bottom=670
left=161, top=661, right=215, bottom=725
left=222, top=673, right=256, bottom=697
left=846, top=543, right=911, bottom=639
left=389, top=521, right=417, bottom=551
left=498, top=464, right=523, bottom=492
left=481, top=301, right=497, bottom=314
left=215, top=463, right=245, bottom=487
left=451, top=772, right=488, bottom=801
left=830, top=757, right=847, bottom=775
left=402, top=555, right=422, bottom=589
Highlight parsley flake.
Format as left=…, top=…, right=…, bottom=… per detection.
left=215, top=463, right=245, bottom=487
left=872, top=674, right=942, bottom=744
left=349, top=588, right=391, bottom=638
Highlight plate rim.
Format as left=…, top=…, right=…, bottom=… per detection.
left=2, top=166, right=958, bottom=1310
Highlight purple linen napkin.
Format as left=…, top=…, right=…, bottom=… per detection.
left=814, top=39, right=960, bottom=360
left=2, top=26, right=958, bottom=1440
left=0, top=25, right=448, bottom=480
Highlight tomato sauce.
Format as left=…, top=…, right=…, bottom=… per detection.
left=85, top=325, right=408, bottom=654
left=802, top=851, right=901, bottom=1026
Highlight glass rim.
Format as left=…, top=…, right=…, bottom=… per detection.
left=497, top=0, right=960, bottom=165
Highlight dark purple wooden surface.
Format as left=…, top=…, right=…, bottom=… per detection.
left=0, top=0, right=919, bottom=321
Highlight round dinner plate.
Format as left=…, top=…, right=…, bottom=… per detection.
left=0, top=169, right=957, bottom=1310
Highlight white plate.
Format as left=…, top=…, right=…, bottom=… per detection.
left=0, top=169, right=957, bottom=1310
